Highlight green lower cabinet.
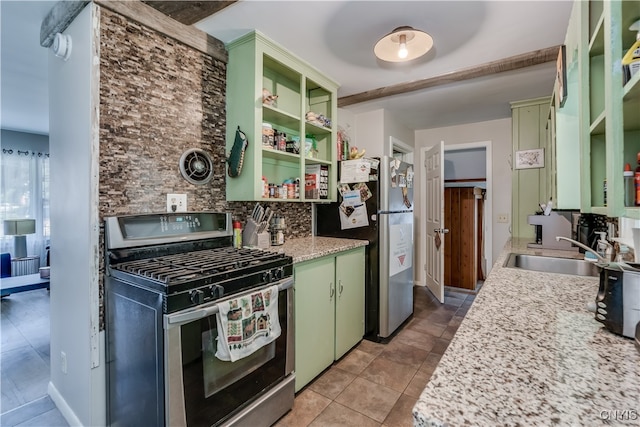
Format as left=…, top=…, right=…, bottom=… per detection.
left=293, top=255, right=335, bottom=391
left=334, top=249, right=365, bottom=360
left=294, top=247, right=365, bottom=392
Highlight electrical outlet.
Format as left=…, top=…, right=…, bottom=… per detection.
left=166, top=194, right=187, bottom=213
left=497, top=214, right=509, bottom=223
left=61, top=351, right=67, bottom=374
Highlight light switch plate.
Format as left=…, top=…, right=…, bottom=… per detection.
left=167, top=194, right=187, bottom=212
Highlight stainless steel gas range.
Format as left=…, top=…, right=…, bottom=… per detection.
left=104, top=212, right=294, bottom=427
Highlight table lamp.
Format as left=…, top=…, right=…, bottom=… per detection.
left=4, top=219, right=36, bottom=259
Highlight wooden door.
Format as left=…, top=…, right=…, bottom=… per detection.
left=444, top=187, right=478, bottom=290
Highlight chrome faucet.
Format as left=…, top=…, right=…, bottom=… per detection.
left=555, top=236, right=608, bottom=263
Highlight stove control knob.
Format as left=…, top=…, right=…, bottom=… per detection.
left=190, top=289, right=204, bottom=305
left=208, top=286, right=217, bottom=299
left=262, top=270, right=273, bottom=283
left=209, top=285, right=224, bottom=299
left=273, top=267, right=284, bottom=280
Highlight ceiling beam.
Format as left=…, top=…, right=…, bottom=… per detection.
left=141, top=1, right=237, bottom=25
left=96, top=0, right=227, bottom=62
left=338, top=45, right=561, bottom=108
left=40, top=1, right=90, bottom=47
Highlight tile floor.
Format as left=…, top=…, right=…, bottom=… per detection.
left=0, top=285, right=475, bottom=427
left=274, top=286, right=477, bottom=427
left=0, top=289, right=68, bottom=426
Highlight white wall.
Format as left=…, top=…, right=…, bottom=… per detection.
left=1, top=129, right=49, bottom=151
left=339, top=108, right=415, bottom=160
left=384, top=110, right=414, bottom=157
left=414, top=118, right=512, bottom=286
left=618, top=217, right=640, bottom=251
left=49, top=4, right=105, bottom=425
left=444, top=148, right=486, bottom=181
left=353, top=109, right=384, bottom=157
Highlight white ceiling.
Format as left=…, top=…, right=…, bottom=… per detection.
left=1, top=1, right=53, bottom=135
left=0, top=0, right=574, bottom=136
left=195, top=0, right=574, bottom=130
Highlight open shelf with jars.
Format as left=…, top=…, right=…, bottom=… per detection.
left=578, top=0, right=640, bottom=217
left=225, top=31, right=339, bottom=202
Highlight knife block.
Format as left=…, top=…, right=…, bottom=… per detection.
left=243, top=218, right=270, bottom=249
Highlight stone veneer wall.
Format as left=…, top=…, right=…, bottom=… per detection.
left=98, top=8, right=311, bottom=328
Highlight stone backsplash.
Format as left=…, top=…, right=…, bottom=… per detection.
left=98, top=8, right=312, bottom=233
left=97, top=8, right=312, bottom=329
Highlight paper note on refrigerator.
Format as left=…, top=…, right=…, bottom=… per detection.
left=389, top=223, right=413, bottom=276
left=341, top=160, right=370, bottom=183
left=339, top=203, right=369, bottom=229
left=342, top=190, right=361, bottom=206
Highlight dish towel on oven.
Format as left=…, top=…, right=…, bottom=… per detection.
left=215, top=284, right=281, bottom=362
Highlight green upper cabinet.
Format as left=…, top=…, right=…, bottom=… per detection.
left=511, top=97, right=551, bottom=239
left=578, top=0, right=640, bottom=217
left=552, top=3, right=582, bottom=210
left=225, top=31, right=339, bottom=202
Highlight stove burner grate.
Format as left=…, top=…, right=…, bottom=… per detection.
left=114, top=247, right=289, bottom=284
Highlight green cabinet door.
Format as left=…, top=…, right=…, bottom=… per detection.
left=293, top=256, right=335, bottom=392
left=334, top=248, right=365, bottom=360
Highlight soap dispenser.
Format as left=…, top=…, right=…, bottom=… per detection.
left=596, top=231, right=611, bottom=261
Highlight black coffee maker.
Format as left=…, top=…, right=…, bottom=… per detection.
left=577, top=213, right=608, bottom=253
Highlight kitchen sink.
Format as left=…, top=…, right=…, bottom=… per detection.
left=503, top=253, right=600, bottom=277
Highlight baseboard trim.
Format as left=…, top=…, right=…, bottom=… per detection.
left=48, top=381, right=81, bottom=426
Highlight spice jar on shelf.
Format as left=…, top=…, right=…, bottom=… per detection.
left=624, top=163, right=634, bottom=207
left=262, top=123, right=274, bottom=148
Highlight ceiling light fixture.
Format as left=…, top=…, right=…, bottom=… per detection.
left=374, top=26, right=433, bottom=63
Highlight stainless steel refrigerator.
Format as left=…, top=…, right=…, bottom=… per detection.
left=316, top=156, right=414, bottom=341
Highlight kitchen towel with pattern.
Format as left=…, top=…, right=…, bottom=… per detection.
left=215, top=284, right=281, bottom=362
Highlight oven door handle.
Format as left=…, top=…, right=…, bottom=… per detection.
left=166, top=306, right=215, bottom=326
left=165, top=277, right=294, bottom=327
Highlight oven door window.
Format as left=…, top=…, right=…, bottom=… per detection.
left=180, top=291, right=288, bottom=426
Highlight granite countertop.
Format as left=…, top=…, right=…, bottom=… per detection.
left=413, top=238, right=640, bottom=426
left=265, top=236, right=368, bottom=263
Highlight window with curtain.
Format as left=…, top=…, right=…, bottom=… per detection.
left=0, top=147, right=50, bottom=265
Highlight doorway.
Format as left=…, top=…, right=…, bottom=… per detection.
left=444, top=186, right=484, bottom=290
left=420, top=141, right=493, bottom=301
left=390, top=136, right=414, bottom=164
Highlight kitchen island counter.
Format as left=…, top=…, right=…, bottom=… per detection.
left=265, top=236, right=368, bottom=264
left=413, top=238, right=640, bottom=426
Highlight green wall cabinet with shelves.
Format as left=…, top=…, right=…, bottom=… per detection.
left=225, top=31, right=339, bottom=202
left=511, top=97, right=551, bottom=239
left=578, top=0, right=640, bottom=217
left=293, top=247, right=365, bottom=392
left=552, top=3, right=582, bottom=212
